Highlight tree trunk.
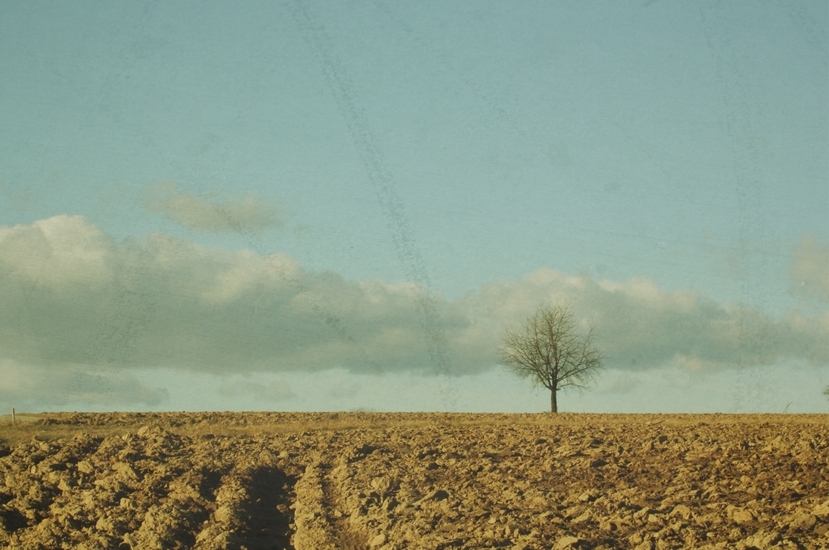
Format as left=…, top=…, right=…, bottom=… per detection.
left=550, top=388, right=558, bottom=413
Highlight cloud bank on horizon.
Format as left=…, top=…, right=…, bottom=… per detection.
left=1, top=214, right=826, bottom=407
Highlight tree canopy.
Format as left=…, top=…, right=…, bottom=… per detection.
left=498, top=304, right=602, bottom=412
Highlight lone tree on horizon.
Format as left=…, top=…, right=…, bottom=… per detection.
left=498, top=304, right=603, bottom=413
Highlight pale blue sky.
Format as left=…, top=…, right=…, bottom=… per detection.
left=1, top=1, right=827, bottom=413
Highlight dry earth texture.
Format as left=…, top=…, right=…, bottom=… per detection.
left=0, top=412, right=827, bottom=550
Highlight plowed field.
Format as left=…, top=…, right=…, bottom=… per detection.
left=1, top=413, right=827, bottom=549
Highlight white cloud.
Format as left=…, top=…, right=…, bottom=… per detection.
left=143, top=182, right=281, bottom=232
left=0, top=215, right=113, bottom=288
left=791, top=234, right=829, bottom=301
left=1, top=216, right=827, bottom=408
left=459, top=267, right=829, bottom=371
left=0, top=215, right=472, bottom=376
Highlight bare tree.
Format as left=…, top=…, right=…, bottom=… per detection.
left=498, top=304, right=603, bottom=413
left=824, top=386, right=829, bottom=399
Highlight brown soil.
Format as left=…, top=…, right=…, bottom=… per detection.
left=0, top=412, right=827, bottom=549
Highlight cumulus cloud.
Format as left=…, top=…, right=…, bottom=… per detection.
left=0, top=215, right=472, bottom=376
left=0, top=216, right=827, bottom=409
left=0, top=215, right=113, bottom=287
left=143, top=182, right=281, bottom=232
left=791, top=234, right=829, bottom=301
left=461, top=269, right=829, bottom=372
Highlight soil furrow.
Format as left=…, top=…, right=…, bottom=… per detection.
left=320, top=462, right=369, bottom=550
left=235, top=466, right=297, bottom=550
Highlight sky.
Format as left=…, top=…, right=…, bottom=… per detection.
left=0, top=0, right=827, bottom=414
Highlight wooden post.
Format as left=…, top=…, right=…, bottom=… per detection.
left=11, top=407, right=15, bottom=425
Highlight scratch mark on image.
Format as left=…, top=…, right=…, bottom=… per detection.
left=289, top=1, right=457, bottom=409
left=699, top=2, right=772, bottom=412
